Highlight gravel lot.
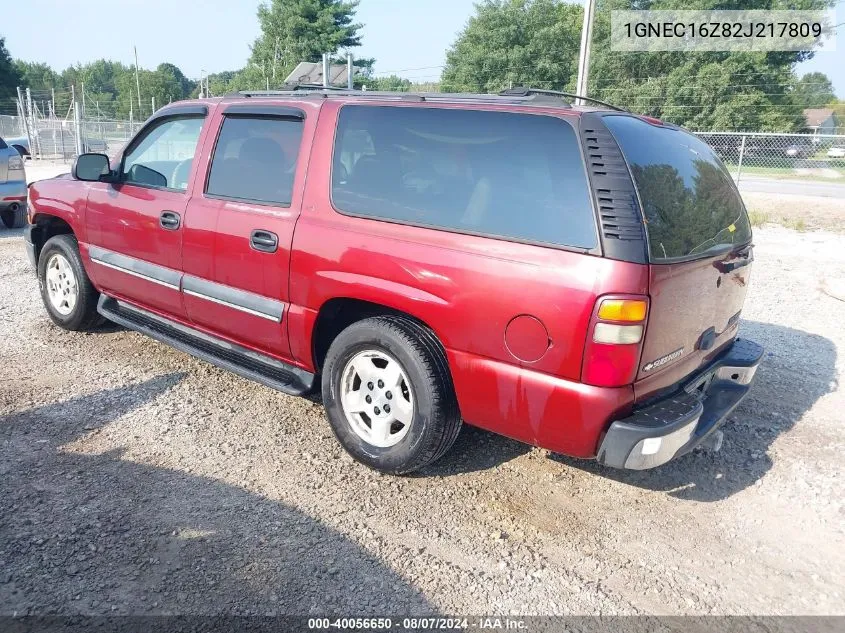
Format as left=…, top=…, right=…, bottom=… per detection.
left=1, top=182, right=843, bottom=615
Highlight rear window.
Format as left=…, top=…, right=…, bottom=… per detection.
left=604, top=115, right=752, bottom=262
left=331, top=106, right=597, bottom=250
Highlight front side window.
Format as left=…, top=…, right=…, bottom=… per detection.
left=331, top=106, right=597, bottom=250
left=205, top=116, right=304, bottom=206
left=122, top=117, right=205, bottom=191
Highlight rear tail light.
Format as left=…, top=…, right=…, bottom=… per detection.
left=8, top=155, right=23, bottom=171
left=582, top=296, right=649, bottom=387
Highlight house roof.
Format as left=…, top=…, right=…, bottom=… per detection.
left=803, top=108, right=835, bottom=128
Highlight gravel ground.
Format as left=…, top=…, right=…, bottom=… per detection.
left=1, top=219, right=843, bottom=616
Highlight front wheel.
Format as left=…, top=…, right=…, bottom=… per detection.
left=37, top=235, right=102, bottom=331
left=321, top=316, right=462, bottom=474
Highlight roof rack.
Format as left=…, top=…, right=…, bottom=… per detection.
left=224, top=85, right=634, bottom=111
left=499, top=87, right=627, bottom=112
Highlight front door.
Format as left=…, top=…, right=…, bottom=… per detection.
left=181, top=103, right=314, bottom=359
left=85, top=110, right=207, bottom=318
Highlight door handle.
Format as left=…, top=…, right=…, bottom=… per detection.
left=250, top=230, right=278, bottom=253
left=159, top=211, right=181, bottom=230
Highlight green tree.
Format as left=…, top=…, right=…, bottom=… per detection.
left=14, top=60, right=59, bottom=92
left=365, top=74, right=412, bottom=91
left=249, top=0, right=363, bottom=87
left=442, top=0, right=837, bottom=131
left=0, top=37, right=23, bottom=101
left=157, top=62, right=197, bottom=99
left=442, top=0, right=582, bottom=93
left=793, top=71, right=836, bottom=109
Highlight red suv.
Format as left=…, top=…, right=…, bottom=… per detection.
left=24, top=89, right=762, bottom=474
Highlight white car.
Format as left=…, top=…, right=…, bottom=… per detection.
left=827, top=147, right=845, bottom=158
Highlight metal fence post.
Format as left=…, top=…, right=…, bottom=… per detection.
left=736, top=135, right=746, bottom=183
left=73, top=94, right=83, bottom=158
left=16, top=87, right=34, bottom=158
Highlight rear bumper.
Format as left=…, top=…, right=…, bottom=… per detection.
left=596, top=338, right=763, bottom=470
left=0, top=180, right=27, bottom=209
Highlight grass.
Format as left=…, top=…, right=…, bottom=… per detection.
left=748, top=209, right=770, bottom=227
left=727, top=163, right=845, bottom=181
left=747, top=207, right=812, bottom=233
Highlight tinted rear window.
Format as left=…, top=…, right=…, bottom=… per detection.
left=332, top=106, right=597, bottom=250
left=604, top=115, right=752, bottom=262
left=206, top=116, right=304, bottom=206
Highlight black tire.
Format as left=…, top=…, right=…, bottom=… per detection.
left=37, top=234, right=102, bottom=331
left=321, top=315, right=462, bottom=474
left=0, top=205, right=26, bottom=229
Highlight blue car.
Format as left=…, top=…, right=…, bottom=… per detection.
left=0, top=135, right=27, bottom=228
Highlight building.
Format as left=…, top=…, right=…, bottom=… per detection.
left=803, top=108, right=839, bottom=135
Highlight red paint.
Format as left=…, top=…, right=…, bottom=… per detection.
left=27, top=95, right=751, bottom=460
left=504, top=315, right=550, bottom=363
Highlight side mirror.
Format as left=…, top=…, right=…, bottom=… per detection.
left=73, top=153, right=111, bottom=182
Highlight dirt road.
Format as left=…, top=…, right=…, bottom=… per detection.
left=1, top=224, right=842, bottom=616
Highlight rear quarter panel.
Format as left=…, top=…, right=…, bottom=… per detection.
left=291, top=100, right=648, bottom=453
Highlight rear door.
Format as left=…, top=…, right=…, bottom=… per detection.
left=85, top=106, right=208, bottom=318
left=180, top=102, right=317, bottom=360
left=602, top=115, right=754, bottom=396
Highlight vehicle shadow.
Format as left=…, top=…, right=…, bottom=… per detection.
left=0, top=374, right=434, bottom=615
left=550, top=321, right=837, bottom=502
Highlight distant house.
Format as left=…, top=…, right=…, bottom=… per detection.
left=803, top=108, right=838, bottom=135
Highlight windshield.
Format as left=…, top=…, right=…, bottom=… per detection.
left=604, top=115, right=752, bottom=262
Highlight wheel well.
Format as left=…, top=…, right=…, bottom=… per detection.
left=12, top=145, right=29, bottom=156
left=32, top=215, right=74, bottom=264
left=312, top=298, right=435, bottom=372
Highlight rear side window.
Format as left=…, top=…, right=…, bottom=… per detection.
left=603, top=115, right=752, bottom=262
left=206, top=116, right=304, bottom=206
left=331, top=106, right=597, bottom=250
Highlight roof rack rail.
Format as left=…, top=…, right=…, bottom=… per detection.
left=499, top=87, right=626, bottom=112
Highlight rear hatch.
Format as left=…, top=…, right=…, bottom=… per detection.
left=602, top=115, right=753, bottom=399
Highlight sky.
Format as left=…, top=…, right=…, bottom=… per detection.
left=2, top=0, right=843, bottom=96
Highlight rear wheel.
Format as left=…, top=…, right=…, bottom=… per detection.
left=0, top=205, right=26, bottom=229
left=321, top=316, right=462, bottom=474
left=37, top=235, right=101, bottom=331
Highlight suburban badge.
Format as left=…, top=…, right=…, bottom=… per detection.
left=643, top=347, right=685, bottom=372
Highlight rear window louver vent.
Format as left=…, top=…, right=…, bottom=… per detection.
left=579, top=116, right=647, bottom=263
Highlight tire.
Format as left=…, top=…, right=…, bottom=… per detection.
left=321, top=315, right=462, bottom=474
left=37, top=234, right=102, bottom=331
left=0, top=205, right=26, bottom=229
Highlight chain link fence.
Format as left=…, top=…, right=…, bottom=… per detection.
left=0, top=112, right=137, bottom=161
left=695, top=132, right=845, bottom=183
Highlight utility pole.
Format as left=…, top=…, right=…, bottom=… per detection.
left=199, top=70, right=205, bottom=98
left=347, top=53, right=354, bottom=89
left=134, top=46, right=143, bottom=113
left=151, top=96, right=156, bottom=114
left=81, top=82, right=86, bottom=120
left=322, top=52, right=330, bottom=88
left=51, top=88, right=56, bottom=120
left=272, top=37, right=280, bottom=81
left=574, top=0, right=597, bottom=105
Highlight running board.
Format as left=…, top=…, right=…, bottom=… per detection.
left=98, top=295, right=315, bottom=396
